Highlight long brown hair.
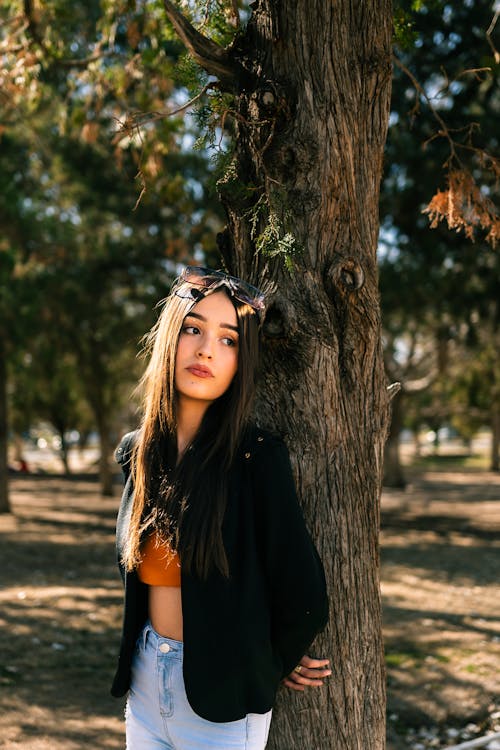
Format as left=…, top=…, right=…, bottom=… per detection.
left=123, top=280, right=261, bottom=579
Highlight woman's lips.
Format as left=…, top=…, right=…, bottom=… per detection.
left=186, top=365, right=214, bottom=378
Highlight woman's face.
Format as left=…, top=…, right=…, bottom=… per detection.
left=174, top=290, right=239, bottom=409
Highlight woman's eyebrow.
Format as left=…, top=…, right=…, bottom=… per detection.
left=185, top=311, right=239, bottom=333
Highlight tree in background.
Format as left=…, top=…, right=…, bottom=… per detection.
left=0, top=132, right=43, bottom=512
left=0, top=0, right=224, bottom=500
left=445, top=295, right=500, bottom=471
left=392, top=0, right=499, bottom=246
left=381, top=0, right=500, bottom=483
left=383, top=318, right=440, bottom=486
left=10, top=344, right=88, bottom=476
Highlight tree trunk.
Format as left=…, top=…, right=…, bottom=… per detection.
left=413, top=428, right=422, bottom=458
left=59, top=430, right=71, bottom=476
left=96, top=410, right=114, bottom=496
left=384, top=391, right=407, bottom=488
left=221, top=3, right=392, bottom=748
left=75, top=343, right=114, bottom=495
left=0, top=337, right=10, bottom=513
left=164, top=0, right=392, bottom=746
left=52, top=418, right=72, bottom=475
left=94, top=409, right=113, bottom=497
left=491, top=407, right=500, bottom=472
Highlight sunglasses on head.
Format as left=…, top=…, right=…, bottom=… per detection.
left=173, top=266, right=265, bottom=312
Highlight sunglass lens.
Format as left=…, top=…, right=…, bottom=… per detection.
left=190, top=287, right=205, bottom=300
left=178, top=266, right=264, bottom=310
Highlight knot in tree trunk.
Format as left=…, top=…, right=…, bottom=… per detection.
left=261, top=293, right=297, bottom=340
left=325, top=255, right=366, bottom=299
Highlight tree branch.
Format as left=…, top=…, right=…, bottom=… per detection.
left=393, top=54, right=461, bottom=168
left=163, top=0, right=239, bottom=91
left=394, top=55, right=496, bottom=171
left=113, top=82, right=214, bottom=135
left=387, top=382, right=402, bottom=401
left=23, top=0, right=45, bottom=48
left=486, top=9, right=500, bottom=64
left=56, top=49, right=116, bottom=69
left=394, top=53, right=500, bottom=247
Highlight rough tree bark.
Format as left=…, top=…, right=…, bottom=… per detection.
left=164, top=1, right=393, bottom=747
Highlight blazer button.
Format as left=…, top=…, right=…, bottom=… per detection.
left=245, top=452, right=251, bottom=459
left=159, top=643, right=171, bottom=653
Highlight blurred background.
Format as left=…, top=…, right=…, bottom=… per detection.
left=1, top=1, right=499, bottom=749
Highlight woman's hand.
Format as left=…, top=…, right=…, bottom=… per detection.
left=282, top=655, right=331, bottom=691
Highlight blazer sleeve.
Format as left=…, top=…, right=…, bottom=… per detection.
left=114, top=430, right=138, bottom=582
left=251, top=435, right=329, bottom=678
left=114, top=430, right=138, bottom=481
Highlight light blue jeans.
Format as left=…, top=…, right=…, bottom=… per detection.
left=125, top=622, right=273, bottom=749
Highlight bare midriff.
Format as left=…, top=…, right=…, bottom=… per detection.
left=137, top=532, right=184, bottom=641
left=148, top=585, right=183, bottom=641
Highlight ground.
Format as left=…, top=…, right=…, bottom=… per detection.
left=0, top=461, right=499, bottom=749
left=382, top=462, right=500, bottom=749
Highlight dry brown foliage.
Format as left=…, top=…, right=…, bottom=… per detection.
left=424, top=169, right=500, bottom=248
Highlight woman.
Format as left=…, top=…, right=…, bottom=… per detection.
left=112, top=266, right=330, bottom=749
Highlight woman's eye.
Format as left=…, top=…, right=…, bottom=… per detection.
left=222, top=337, right=238, bottom=347
left=182, top=325, right=200, bottom=335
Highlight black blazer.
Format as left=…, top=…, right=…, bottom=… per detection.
left=111, top=426, right=329, bottom=722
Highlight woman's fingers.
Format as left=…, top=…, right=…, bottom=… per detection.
left=299, top=655, right=330, bottom=670
left=282, top=676, right=306, bottom=691
left=282, top=654, right=331, bottom=691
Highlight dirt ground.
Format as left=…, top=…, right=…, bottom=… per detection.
left=382, top=466, right=500, bottom=749
left=1, top=465, right=499, bottom=750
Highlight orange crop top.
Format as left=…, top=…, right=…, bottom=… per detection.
left=137, top=532, right=181, bottom=587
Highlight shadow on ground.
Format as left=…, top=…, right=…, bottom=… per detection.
left=1, top=470, right=500, bottom=749
left=0, top=475, right=126, bottom=750
left=382, top=470, right=500, bottom=749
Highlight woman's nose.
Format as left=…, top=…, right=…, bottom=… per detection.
left=196, top=338, right=213, bottom=358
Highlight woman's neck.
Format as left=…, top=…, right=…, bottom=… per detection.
left=175, top=397, right=210, bottom=456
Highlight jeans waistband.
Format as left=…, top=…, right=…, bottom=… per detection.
left=141, top=620, right=184, bottom=653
